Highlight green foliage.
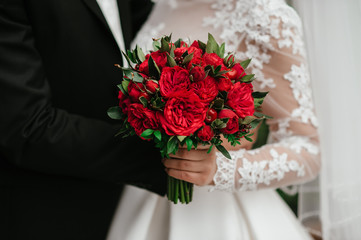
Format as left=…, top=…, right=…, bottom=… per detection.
left=240, top=59, right=252, bottom=69
left=135, top=45, right=146, bottom=62
left=167, top=53, right=177, bottom=67
left=148, top=56, right=160, bottom=79
left=107, top=106, right=124, bottom=120
left=240, top=74, right=255, bottom=83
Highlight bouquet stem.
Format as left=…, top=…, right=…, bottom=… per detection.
left=167, top=176, right=193, bottom=204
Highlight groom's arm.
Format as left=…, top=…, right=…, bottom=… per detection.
left=0, top=1, right=166, bottom=195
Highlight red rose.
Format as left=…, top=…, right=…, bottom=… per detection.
left=128, top=81, right=145, bottom=103
left=138, top=51, right=167, bottom=76
left=139, top=54, right=150, bottom=75
left=187, top=47, right=203, bottom=68
left=202, top=53, right=225, bottom=69
left=190, top=65, right=206, bottom=82
left=232, top=63, right=247, bottom=81
left=226, top=82, right=254, bottom=118
left=180, top=41, right=189, bottom=47
left=218, top=109, right=239, bottom=134
left=145, top=80, right=159, bottom=94
left=118, top=90, right=131, bottom=114
left=151, top=51, right=167, bottom=70
left=159, top=66, right=191, bottom=98
left=128, top=103, right=159, bottom=137
left=217, top=77, right=233, bottom=92
left=190, top=40, right=200, bottom=49
left=191, top=76, right=218, bottom=103
left=157, top=91, right=206, bottom=136
left=197, top=125, right=214, bottom=142
left=174, top=47, right=188, bottom=58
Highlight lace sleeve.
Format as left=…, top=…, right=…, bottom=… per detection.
left=208, top=0, right=321, bottom=192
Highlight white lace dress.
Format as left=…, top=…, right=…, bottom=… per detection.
left=106, top=0, right=320, bottom=239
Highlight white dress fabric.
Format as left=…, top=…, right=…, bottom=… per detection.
left=106, top=0, right=320, bottom=239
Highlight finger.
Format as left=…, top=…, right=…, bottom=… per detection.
left=163, top=158, right=203, bottom=172
left=166, top=169, right=209, bottom=186
left=169, top=148, right=210, bottom=160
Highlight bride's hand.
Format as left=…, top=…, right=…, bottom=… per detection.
left=162, top=145, right=216, bottom=186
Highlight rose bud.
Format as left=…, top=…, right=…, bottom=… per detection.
left=233, top=63, right=247, bottom=81
left=190, top=66, right=206, bottom=82
left=225, top=68, right=238, bottom=80
left=139, top=91, right=151, bottom=101
left=128, top=81, right=145, bottom=103
left=224, top=54, right=235, bottom=67
left=197, top=125, right=214, bottom=142
left=145, top=80, right=159, bottom=94
left=205, top=108, right=217, bottom=124
left=218, top=109, right=239, bottom=134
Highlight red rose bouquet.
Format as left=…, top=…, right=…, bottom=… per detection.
left=108, top=34, right=269, bottom=204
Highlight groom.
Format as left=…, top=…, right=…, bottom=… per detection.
left=0, top=0, right=166, bottom=239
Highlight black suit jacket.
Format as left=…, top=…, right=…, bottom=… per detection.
left=0, top=0, right=165, bottom=239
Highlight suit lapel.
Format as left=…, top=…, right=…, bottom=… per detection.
left=117, top=0, right=132, bottom=50
left=83, top=0, right=132, bottom=50
left=82, top=0, right=113, bottom=35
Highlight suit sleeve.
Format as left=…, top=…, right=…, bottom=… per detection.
left=0, top=1, right=166, bottom=195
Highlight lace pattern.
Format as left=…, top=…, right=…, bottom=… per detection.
left=284, top=64, right=318, bottom=127
left=237, top=149, right=306, bottom=191
left=210, top=150, right=243, bottom=192
left=203, top=0, right=305, bottom=89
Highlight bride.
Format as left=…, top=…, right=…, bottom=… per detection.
left=107, top=0, right=320, bottom=239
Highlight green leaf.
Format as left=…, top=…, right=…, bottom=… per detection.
left=160, top=37, right=170, bottom=53
left=182, top=52, right=194, bottom=65
left=177, top=136, right=187, bottom=142
left=215, top=144, right=232, bottom=159
left=241, top=116, right=258, bottom=125
left=254, top=97, right=264, bottom=109
left=240, top=74, right=255, bottom=83
left=212, top=98, right=224, bottom=110
left=181, top=50, right=189, bottom=58
left=250, top=118, right=263, bottom=129
left=107, top=106, right=124, bottom=120
left=254, top=112, right=273, bottom=119
left=153, top=40, right=161, bottom=51
left=211, top=118, right=229, bottom=129
left=122, top=51, right=135, bottom=67
left=207, top=144, right=214, bottom=154
left=123, top=69, right=144, bottom=83
left=214, top=65, right=222, bottom=73
left=166, top=53, right=177, bottom=67
left=154, top=130, right=162, bottom=141
left=164, top=34, right=172, bottom=42
left=141, top=129, right=154, bottom=138
left=148, top=56, right=160, bottom=79
left=244, top=135, right=254, bottom=142
left=135, top=45, right=146, bottom=62
left=216, top=42, right=226, bottom=58
left=198, top=40, right=207, bottom=53
left=121, top=79, right=130, bottom=93
left=174, top=38, right=182, bottom=48
left=206, top=33, right=219, bottom=54
left=240, top=59, right=252, bottom=69
left=139, top=96, right=148, bottom=107
left=127, top=50, right=137, bottom=63
left=252, top=91, right=269, bottom=98
left=167, top=136, right=179, bottom=154
left=186, top=138, right=193, bottom=151
left=117, top=83, right=126, bottom=95
left=170, top=44, right=176, bottom=58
